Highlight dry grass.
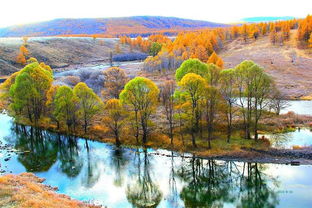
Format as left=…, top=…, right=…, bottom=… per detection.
left=292, top=145, right=304, bottom=150
left=0, top=173, right=100, bottom=208
left=261, top=112, right=312, bottom=132
left=220, top=29, right=312, bottom=99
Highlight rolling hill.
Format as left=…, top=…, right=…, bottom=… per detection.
left=0, top=16, right=227, bottom=37
left=219, top=30, right=312, bottom=99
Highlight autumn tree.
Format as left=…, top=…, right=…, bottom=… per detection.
left=16, top=45, right=29, bottom=65
left=297, top=15, right=312, bottom=44
left=9, top=62, right=53, bottom=124
left=241, top=24, right=249, bottom=42
left=120, top=77, right=159, bottom=144
left=73, top=82, right=103, bottom=133
left=115, top=43, right=121, bottom=54
left=178, top=73, right=206, bottom=147
left=16, top=53, right=26, bottom=65
left=231, top=26, right=239, bottom=39
left=103, top=99, right=127, bottom=146
left=270, top=28, right=278, bottom=45
left=53, top=86, right=78, bottom=131
left=20, top=45, right=29, bottom=56
left=103, top=67, right=128, bottom=98
left=207, top=52, right=224, bottom=68
left=282, top=23, right=291, bottom=41
left=160, top=80, right=175, bottom=144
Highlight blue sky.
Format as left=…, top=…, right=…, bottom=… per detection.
left=0, top=0, right=311, bottom=27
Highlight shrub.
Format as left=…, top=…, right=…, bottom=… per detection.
left=113, top=52, right=148, bottom=62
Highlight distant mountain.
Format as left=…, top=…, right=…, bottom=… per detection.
left=0, top=16, right=227, bottom=37
left=242, top=16, right=296, bottom=23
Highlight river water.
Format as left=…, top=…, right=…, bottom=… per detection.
left=0, top=112, right=312, bottom=208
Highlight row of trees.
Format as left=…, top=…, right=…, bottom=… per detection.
left=120, top=17, right=311, bottom=73
left=297, top=15, right=312, bottom=48
left=2, top=58, right=283, bottom=149
left=1, top=61, right=103, bottom=134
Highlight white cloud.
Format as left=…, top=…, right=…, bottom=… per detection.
left=0, top=0, right=311, bottom=27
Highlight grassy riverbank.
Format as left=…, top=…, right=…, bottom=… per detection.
left=0, top=173, right=100, bottom=208
left=5, top=113, right=285, bottom=159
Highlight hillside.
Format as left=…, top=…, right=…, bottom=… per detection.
left=0, top=16, right=227, bottom=37
left=1, top=29, right=312, bottom=99
left=219, top=30, right=312, bottom=99
left=0, top=37, right=143, bottom=75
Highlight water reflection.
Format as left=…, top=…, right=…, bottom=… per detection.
left=13, top=125, right=58, bottom=172
left=58, top=135, right=83, bottom=178
left=265, top=129, right=312, bottom=149
left=0, top=121, right=311, bottom=207
left=81, top=140, right=101, bottom=188
left=126, top=149, right=163, bottom=208
left=110, top=148, right=130, bottom=187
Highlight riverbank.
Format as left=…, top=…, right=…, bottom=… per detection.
left=1, top=112, right=312, bottom=207
left=0, top=173, right=101, bottom=208
left=1, top=112, right=312, bottom=167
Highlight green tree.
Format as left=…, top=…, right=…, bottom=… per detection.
left=73, top=82, right=103, bottom=133
left=173, top=90, right=189, bottom=146
left=53, top=86, right=78, bottom=131
left=120, top=77, right=159, bottom=144
left=175, top=59, right=208, bottom=81
left=46, top=85, right=60, bottom=129
left=149, top=42, right=162, bottom=56
left=251, top=68, right=273, bottom=140
left=204, top=63, right=222, bottom=148
left=220, top=68, right=238, bottom=143
left=235, top=60, right=273, bottom=140
left=9, top=62, right=53, bottom=124
left=178, top=73, right=206, bottom=147
left=203, top=86, right=220, bottom=149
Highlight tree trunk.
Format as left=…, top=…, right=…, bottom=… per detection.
left=115, top=130, right=121, bottom=146
left=227, top=106, right=232, bottom=143
left=134, top=110, right=139, bottom=143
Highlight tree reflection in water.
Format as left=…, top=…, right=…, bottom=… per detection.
left=13, top=125, right=84, bottom=176
left=81, top=139, right=101, bottom=188
left=9, top=124, right=281, bottom=208
left=238, top=163, right=279, bottom=208
left=177, top=156, right=280, bottom=208
left=110, top=147, right=130, bottom=187
left=167, top=152, right=180, bottom=208
left=126, top=149, right=163, bottom=208
left=57, top=134, right=83, bottom=178
left=14, top=125, right=58, bottom=172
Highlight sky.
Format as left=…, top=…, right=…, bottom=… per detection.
left=0, top=0, right=311, bottom=28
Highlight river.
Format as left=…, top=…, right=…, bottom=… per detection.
left=0, top=111, right=312, bottom=207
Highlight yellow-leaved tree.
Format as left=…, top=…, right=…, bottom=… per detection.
left=120, top=77, right=159, bottom=144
